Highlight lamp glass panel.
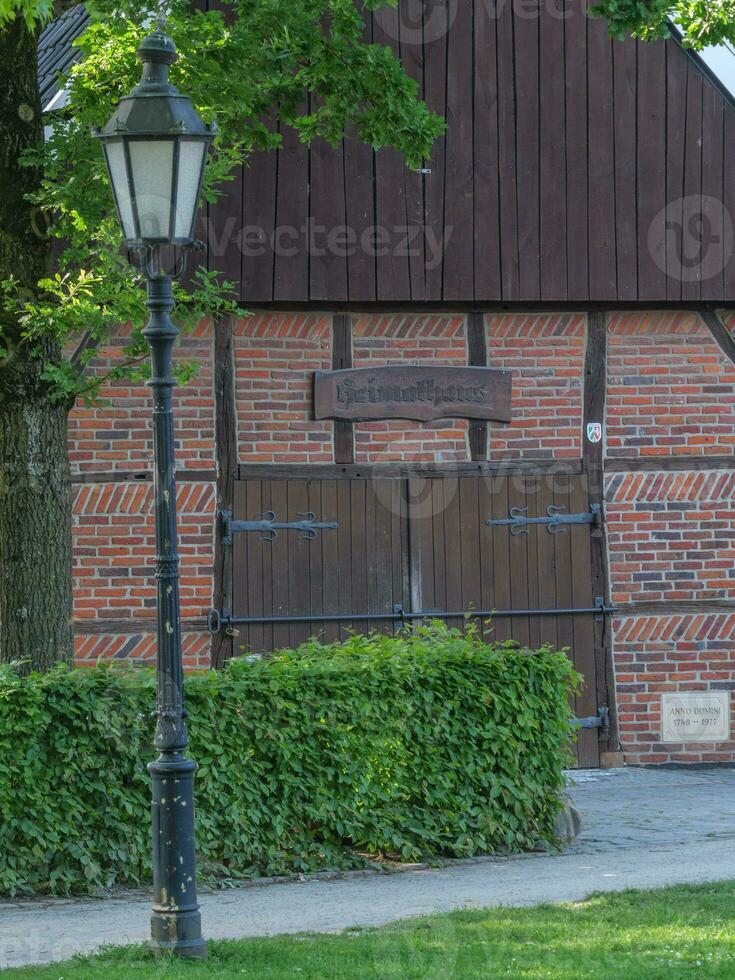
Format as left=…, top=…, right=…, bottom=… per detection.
left=174, top=140, right=206, bottom=240
left=104, top=141, right=136, bottom=239
left=128, top=140, right=175, bottom=240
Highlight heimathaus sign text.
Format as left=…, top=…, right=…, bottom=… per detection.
left=313, top=366, right=512, bottom=423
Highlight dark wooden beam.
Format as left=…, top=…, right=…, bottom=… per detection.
left=332, top=313, right=354, bottom=464
left=211, top=316, right=238, bottom=668
left=74, top=617, right=209, bottom=635
left=614, top=599, right=735, bottom=616
left=606, top=454, right=735, bottom=473
left=467, top=312, right=489, bottom=460
left=238, top=459, right=584, bottom=480
left=71, top=469, right=217, bottom=485
left=583, top=311, right=618, bottom=758
left=700, top=309, right=735, bottom=365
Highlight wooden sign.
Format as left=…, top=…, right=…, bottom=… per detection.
left=314, top=366, right=512, bottom=423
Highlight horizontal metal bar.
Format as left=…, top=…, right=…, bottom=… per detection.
left=213, top=604, right=619, bottom=630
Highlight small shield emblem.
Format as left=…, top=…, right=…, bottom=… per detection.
left=587, top=422, right=603, bottom=444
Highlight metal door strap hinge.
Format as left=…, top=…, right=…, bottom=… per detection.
left=573, top=707, right=610, bottom=731
left=220, top=509, right=339, bottom=545
left=486, top=503, right=602, bottom=535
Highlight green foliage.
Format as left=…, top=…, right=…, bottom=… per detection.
left=1, top=1, right=443, bottom=402
left=0, top=626, right=578, bottom=896
left=591, top=0, right=735, bottom=48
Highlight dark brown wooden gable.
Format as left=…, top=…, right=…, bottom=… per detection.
left=203, top=0, right=735, bottom=305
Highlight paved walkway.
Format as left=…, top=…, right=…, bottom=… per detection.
left=1, top=767, right=734, bottom=969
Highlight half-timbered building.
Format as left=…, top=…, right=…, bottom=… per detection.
left=45, top=1, right=735, bottom=766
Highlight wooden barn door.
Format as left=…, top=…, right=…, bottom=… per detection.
left=226, top=472, right=604, bottom=767
left=407, top=473, right=601, bottom=768
left=229, top=477, right=407, bottom=653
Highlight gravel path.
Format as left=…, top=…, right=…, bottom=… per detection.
left=1, top=767, right=734, bottom=969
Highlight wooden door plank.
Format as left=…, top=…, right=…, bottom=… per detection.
left=320, top=479, right=341, bottom=645
left=336, top=479, right=354, bottom=642
left=489, top=476, right=512, bottom=642
left=442, top=478, right=463, bottom=630
left=478, top=476, right=498, bottom=642
left=724, top=108, right=735, bottom=298
left=269, top=480, right=290, bottom=651
left=508, top=475, right=530, bottom=648
left=525, top=477, right=541, bottom=652
left=308, top=479, right=326, bottom=643
left=459, top=477, right=482, bottom=627
left=534, top=473, right=558, bottom=654
left=350, top=480, right=369, bottom=637
left=552, top=476, right=577, bottom=762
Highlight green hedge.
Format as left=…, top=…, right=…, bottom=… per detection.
left=0, top=625, right=579, bottom=896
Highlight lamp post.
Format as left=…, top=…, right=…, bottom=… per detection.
left=95, top=20, right=214, bottom=960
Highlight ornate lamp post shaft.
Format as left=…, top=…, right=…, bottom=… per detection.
left=95, top=21, right=214, bottom=958
left=144, top=273, right=205, bottom=958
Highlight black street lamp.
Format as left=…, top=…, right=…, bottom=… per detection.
left=95, top=20, right=214, bottom=960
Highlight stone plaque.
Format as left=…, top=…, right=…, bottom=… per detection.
left=313, top=366, right=512, bottom=423
left=661, top=692, right=730, bottom=743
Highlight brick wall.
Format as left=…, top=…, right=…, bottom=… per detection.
left=607, top=311, right=735, bottom=458
left=234, top=313, right=333, bottom=464
left=485, top=313, right=585, bottom=460
left=352, top=314, right=469, bottom=463
left=65, top=309, right=735, bottom=766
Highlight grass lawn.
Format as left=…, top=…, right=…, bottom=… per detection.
left=4, top=881, right=735, bottom=979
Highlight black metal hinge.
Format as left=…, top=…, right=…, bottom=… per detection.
left=573, top=707, right=610, bottom=733
left=486, top=503, right=602, bottom=535
left=220, top=509, right=339, bottom=545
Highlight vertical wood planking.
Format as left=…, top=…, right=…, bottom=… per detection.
left=402, top=0, right=427, bottom=302
left=613, top=39, right=638, bottom=301
left=241, top=143, right=277, bottom=302
left=534, top=474, right=558, bottom=653
left=496, top=0, right=519, bottom=299
left=273, top=115, right=309, bottom=301
left=587, top=20, right=616, bottom=300
left=442, top=478, right=463, bottom=629
left=309, top=137, right=348, bottom=302
left=423, top=0, right=449, bottom=300
left=442, top=0, right=474, bottom=300
left=539, top=0, right=567, bottom=302
left=665, top=42, right=688, bottom=303
left=320, top=480, right=340, bottom=644
left=489, top=477, right=511, bottom=642
left=286, top=481, right=311, bottom=648
left=473, top=0, right=501, bottom=299
left=459, top=478, right=481, bottom=621
left=344, top=128, right=377, bottom=301
left=513, top=0, right=540, bottom=299
left=700, top=80, right=725, bottom=302
left=373, top=5, right=412, bottom=301
left=564, top=0, right=589, bottom=300
left=269, top=480, right=290, bottom=651
left=724, top=108, right=735, bottom=298
left=682, top=62, right=703, bottom=303
left=507, top=477, right=530, bottom=647
left=637, top=38, right=667, bottom=300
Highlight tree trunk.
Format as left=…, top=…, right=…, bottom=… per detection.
left=0, top=15, right=73, bottom=671
left=0, top=393, right=73, bottom=671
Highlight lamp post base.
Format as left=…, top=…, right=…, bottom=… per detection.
left=150, top=912, right=208, bottom=959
